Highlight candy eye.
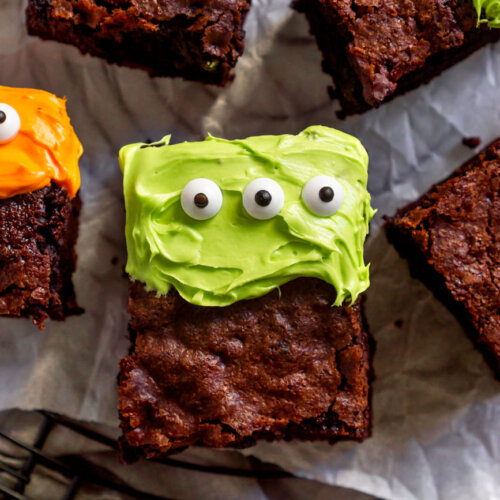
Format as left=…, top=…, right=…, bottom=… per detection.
left=243, top=178, right=284, bottom=220
left=181, top=178, right=223, bottom=220
left=0, top=103, right=21, bottom=144
left=302, top=175, right=344, bottom=216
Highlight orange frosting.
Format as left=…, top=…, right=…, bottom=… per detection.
left=0, top=86, right=82, bottom=199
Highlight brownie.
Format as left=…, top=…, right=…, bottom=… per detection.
left=26, top=0, right=251, bottom=86
left=118, top=278, right=372, bottom=458
left=385, top=139, right=500, bottom=377
left=294, top=0, right=500, bottom=117
left=0, top=183, right=82, bottom=329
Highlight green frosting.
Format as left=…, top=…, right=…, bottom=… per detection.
left=474, top=0, right=500, bottom=27
left=120, top=126, right=375, bottom=307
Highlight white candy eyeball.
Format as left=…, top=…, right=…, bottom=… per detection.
left=0, top=103, right=21, bottom=144
left=302, top=175, right=344, bottom=216
left=243, top=178, right=284, bottom=220
left=181, top=178, right=223, bottom=220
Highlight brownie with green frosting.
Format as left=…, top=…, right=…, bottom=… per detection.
left=294, top=0, right=500, bottom=117
left=26, top=0, right=251, bottom=85
left=386, top=138, right=500, bottom=377
left=119, top=278, right=372, bottom=458
left=119, top=127, right=374, bottom=308
left=118, top=127, right=375, bottom=456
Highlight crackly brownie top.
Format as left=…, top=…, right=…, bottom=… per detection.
left=0, top=86, right=82, bottom=199
left=119, top=278, right=370, bottom=451
left=48, top=0, right=250, bottom=20
left=319, top=0, right=483, bottom=104
left=119, top=126, right=374, bottom=308
left=39, top=0, right=251, bottom=74
left=391, top=139, right=499, bottom=339
left=44, top=0, right=251, bottom=41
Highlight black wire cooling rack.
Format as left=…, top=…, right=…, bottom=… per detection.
left=0, top=411, right=293, bottom=500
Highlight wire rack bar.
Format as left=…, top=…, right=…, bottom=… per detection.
left=13, top=417, right=53, bottom=495
left=41, top=411, right=294, bottom=479
left=0, top=483, right=32, bottom=500
left=0, top=410, right=294, bottom=499
left=0, top=461, right=28, bottom=482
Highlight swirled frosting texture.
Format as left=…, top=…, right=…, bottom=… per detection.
left=0, top=86, right=82, bottom=199
left=120, top=126, right=374, bottom=307
left=474, top=0, right=500, bottom=27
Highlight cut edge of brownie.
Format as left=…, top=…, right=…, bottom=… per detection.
left=26, top=0, right=252, bottom=86
left=385, top=139, right=500, bottom=378
left=118, top=279, right=374, bottom=461
left=293, top=0, right=500, bottom=117
left=0, top=183, right=83, bottom=329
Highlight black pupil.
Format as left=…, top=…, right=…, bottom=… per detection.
left=0, top=111, right=6, bottom=124
left=194, top=193, right=209, bottom=208
left=319, top=186, right=334, bottom=203
left=255, top=190, right=272, bottom=207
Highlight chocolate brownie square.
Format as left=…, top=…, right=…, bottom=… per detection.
left=294, top=0, right=500, bottom=117
left=0, top=184, right=81, bottom=329
left=0, top=86, right=83, bottom=329
left=385, top=139, right=500, bottom=377
left=26, top=0, right=252, bottom=86
left=119, top=278, right=372, bottom=458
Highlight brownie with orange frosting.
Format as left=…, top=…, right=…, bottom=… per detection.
left=0, top=86, right=83, bottom=329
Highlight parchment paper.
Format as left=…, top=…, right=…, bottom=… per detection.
left=0, top=1, right=499, bottom=499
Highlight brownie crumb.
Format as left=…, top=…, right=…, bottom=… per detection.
left=462, top=137, right=481, bottom=148
left=394, top=319, right=404, bottom=328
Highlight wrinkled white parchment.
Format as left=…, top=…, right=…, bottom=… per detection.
left=0, top=1, right=499, bottom=499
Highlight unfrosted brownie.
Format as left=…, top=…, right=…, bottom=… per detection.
left=119, top=279, right=372, bottom=458
left=26, top=0, right=252, bottom=86
left=386, top=139, right=500, bottom=377
left=294, top=0, right=500, bottom=117
left=0, top=86, right=83, bottom=328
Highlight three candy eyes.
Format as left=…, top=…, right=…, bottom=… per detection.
left=0, top=104, right=21, bottom=144
left=181, top=176, right=344, bottom=221
left=0, top=104, right=344, bottom=222
left=0, top=102, right=344, bottom=221
left=0, top=103, right=344, bottom=222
